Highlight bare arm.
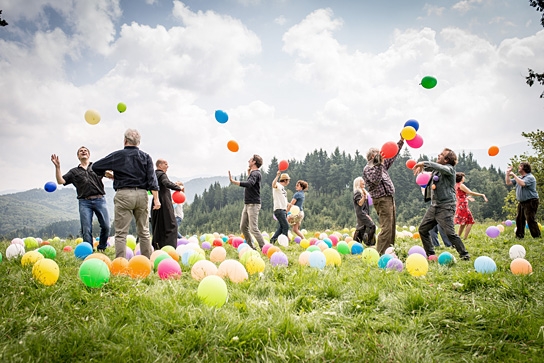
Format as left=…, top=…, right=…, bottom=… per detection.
left=505, top=166, right=513, bottom=186
left=51, top=154, right=66, bottom=184
left=459, top=183, right=487, bottom=201
left=272, top=170, right=281, bottom=188
left=228, top=171, right=240, bottom=186
left=151, top=190, right=161, bottom=210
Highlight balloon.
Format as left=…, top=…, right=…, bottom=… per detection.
left=84, top=109, right=101, bottom=125
left=406, top=134, right=424, bottom=149
left=509, top=244, right=526, bottom=259
left=74, top=242, right=93, bottom=260
left=386, top=258, right=404, bottom=272
left=438, top=252, right=455, bottom=266
left=367, top=194, right=373, bottom=206
left=401, top=126, right=417, bottom=141
left=245, top=255, right=266, bottom=275
left=277, top=234, right=289, bottom=247
left=336, top=241, right=350, bottom=255
left=117, top=102, right=127, bottom=113
left=406, top=159, right=416, bottom=169
left=323, top=249, right=342, bottom=266
left=474, top=256, right=496, bottom=274
left=21, top=251, right=44, bottom=267
left=198, top=275, right=228, bottom=307
left=406, top=253, right=429, bottom=277
left=217, top=259, right=248, bottom=283
left=153, top=254, right=172, bottom=271
left=485, top=226, right=500, bottom=238
left=488, top=146, right=499, bottom=157
left=214, top=110, right=229, bottom=124
left=84, top=253, right=112, bottom=269
left=172, top=191, right=186, bottom=204
left=377, top=254, right=394, bottom=269
left=270, top=251, right=289, bottom=267
left=404, top=119, right=419, bottom=131
left=510, top=258, right=532, bottom=275
left=298, top=251, right=311, bottom=266
left=44, top=182, right=57, bottom=193
left=380, top=141, right=398, bottom=159
left=32, top=258, right=60, bottom=286
left=361, top=248, right=380, bottom=265
left=505, top=220, right=513, bottom=227
left=290, top=205, right=300, bottom=216
left=420, top=76, right=438, bottom=89
left=110, top=257, right=129, bottom=275
left=408, top=245, right=427, bottom=258
left=127, top=255, right=152, bottom=278
left=266, top=246, right=281, bottom=259
left=24, top=237, right=39, bottom=250
left=308, top=250, right=326, bottom=269
left=210, top=246, right=227, bottom=263
left=415, top=172, right=431, bottom=187
left=351, top=242, right=364, bottom=255
left=278, top=160, right=289, bottom=171
left=79, top=259, right=110, bottom=288
left=157, top=258, right=182, bottom=279
left=227, top=140, right=239, bottom=152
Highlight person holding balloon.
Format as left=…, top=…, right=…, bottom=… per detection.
left=363, top=137, right=404, bottom=255
left=151, top=159, right=184, bottom=250
left=413, top=149, right=470, bottom=261
left=352, top=177, right=376, bottom=246
left=270, top=171, right=291, bottom=244
left=454, top=172, right=488, bottom=240
left=505, top=162, right=541, bottom=239
left=228, top=155, right=267, bottom=249
left=287, top=180, right=309, bottom=240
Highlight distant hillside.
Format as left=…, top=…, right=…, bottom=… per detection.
left=0, top=176, right=229, bottom=236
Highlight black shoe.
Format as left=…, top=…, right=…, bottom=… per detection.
left=460, top=254, right=470, bottom=261
left=97, top=248, right=106, bottom=253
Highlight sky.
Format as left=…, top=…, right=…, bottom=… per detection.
left=0, top=0, right=543, bottom=193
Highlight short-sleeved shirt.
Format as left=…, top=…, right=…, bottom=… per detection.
left=292, top=191, right=305, bottom=210
left=272, top=183, right=288, bottom=210
left=62, top=162, right=106, bottom=199
left=511, top=173, right=539, bottom=202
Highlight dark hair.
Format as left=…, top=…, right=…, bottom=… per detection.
left=520, top=162, right=532, bottom=173
left=443, top=148, right=457, bottom=166
left=252, top=154, right=263, bottom=168
left=456, top=172, right=465, bottom=183
left=297, top=180, right=309, bottom=191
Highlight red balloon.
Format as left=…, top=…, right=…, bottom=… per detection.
left=172, top=191, right=186, bottom=204
left=279, top=160, right=289, bottom=171
left=380, top=141, right=398, bottom=159
left=406, top=159, right=416, bottom=169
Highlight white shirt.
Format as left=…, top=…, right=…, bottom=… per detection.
left=272, top=183, right=288, bottom=210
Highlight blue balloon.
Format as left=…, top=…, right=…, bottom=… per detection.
left=438, top=252, right=454, bottom=266
left=351, top=242, right=364, bottom=255
left=74, top=242, right=93, bottom=260
left=308, top=251, right=326, bottom=269
left=474, top=256, right=496, bottom=274
left=404, top=119, right=419, bottom=132
left=44, top=181, right=57, bottom=193
left=215, top=110, right=229, bottom=124
left=378, top=254, right=394, bottom=269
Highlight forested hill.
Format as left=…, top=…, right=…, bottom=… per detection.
left=181, top=148, right=512, bottom=236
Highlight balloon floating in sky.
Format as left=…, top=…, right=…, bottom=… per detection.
left=401, top=126, right=417, bottom=141
left=44, top=181, right=57, bottom=193
left=278, top=160, right=289, bottom=171
left=488, top=146, right=499, bottom=157
left=420, top=76, right=438, bottom=89
left=215, top=110, right=229, bottom=124
left=227, top=140, right=239, bottom=152
left=406, top=134, right=424, bottom=149
left=404, top=119, right=419, bottom=131
left=117, top=102, right=127, bottom=113
left=380, top=141, right=398, bottom=159
left=84, top=109, right=101, bottom=125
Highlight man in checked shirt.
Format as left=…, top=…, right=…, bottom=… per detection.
left=363, top=137, right=404, bottom=255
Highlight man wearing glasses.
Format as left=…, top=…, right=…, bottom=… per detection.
left=412, top=149, right=470, bottom=261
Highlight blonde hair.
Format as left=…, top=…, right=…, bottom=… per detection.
left=353, top=177, right=363, bottom=194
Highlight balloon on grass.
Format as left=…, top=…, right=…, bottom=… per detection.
left=24, top=237, right=39, bottom=250
left=44, top=182, right=57, bottom=193
left=420, top=76, right=438, bottom=89
left=191, top=260, right=218, bottom=281
left=210, top=246, right=227, bottom=263
left=128, top=255, right=152, bottom=278
left=509, top=244, right=526, bottom=259
left=438, top=252, right=455, bottom=266
left=378, top=254, right=394, bottom=269
left=227, top=140, right=239, bottom=152
left=510, top=258, right=532, bottom=275
left=401, top=126, right=417, bottom=141
left=309, top=250, right=326, bottom=269
left=84, top=109, right=101, bottom=125
left=407, top=134, right=424, bottom=149
left=277, top=234, right=289, bottom=247
left=110, top=257, right=129, bottom=275
left=38, top=245, right=57, bottom=260
left=217, top=259, right=248, bottom=283
left=474, top=256, right=496, bottom=274
left=386, top=258, right=404, bottom=272
left=214, top=110, right=229, bottom=124
left=381, top=141, right=399, bottom=159
left=32, top=259, right=60, bottom=286
left=485, top=226, right=500, bottom=238
left=245, top=254, right=266, bottom=275
left=270, top=251, right=289, bottom=267
left=406, top=253, right=429, bottom=277
left=157, top=258, right=182, bottom=279
left=74, top=242, right=93, bottom=260
left=79, top=258, right=110, bottom=288
left=153, top=253, right=172, bottom=271
left=408, top=245, right=427, bottom=258
left=361, top=248, right=380, bottom=266
left=488, top=146, right=499, bottom=156
left=21, top=251, right=44, bottom=267
left=198, top=275, right=228, bottom=308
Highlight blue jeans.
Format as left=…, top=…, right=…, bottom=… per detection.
left=430, top=224, right=452, bottom=247
left=78, top=197, right=110, bottom=250
left=271, top=209, right=289, bottom=242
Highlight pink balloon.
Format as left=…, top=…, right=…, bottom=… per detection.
left=415, top=172, right=431, bottom=187
left=407, top=134, right=424, bottom=149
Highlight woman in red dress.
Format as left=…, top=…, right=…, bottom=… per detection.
left=454, top=172, right=488, bottom=239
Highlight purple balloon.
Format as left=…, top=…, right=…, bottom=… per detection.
left=294, top=236, right=302, bottom=244
left=505, top=220, right=513, bottom=227
left=125, top=246, right=134, bottom=260
left=270, top=251, right=289, bottom=267
left=386, top=258, right=404, bottom=272
left=408, top=245, right=427, bottom=258
left=367, top=194, right=373, bottom=206
left=201, top=241, right=211, bottom=250
left=433, top=175, right=439, bottom=181
left=177, top=238, right=189, bottom=246
left=486, top=226, right=500, bottom=238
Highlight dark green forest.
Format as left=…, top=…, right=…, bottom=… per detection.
left=181, top=147, right=511, bottom=236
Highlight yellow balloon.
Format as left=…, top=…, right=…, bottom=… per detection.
left=84, top=109, right=101, bottom=125
left=323, top=248, right=342, bottom=266
left=300, top=239, right=310, bottom=249
left=245, top=255, right=266, bottom=275
left=406, top=253, right=429, bottom=277
left=401, top=126, right=417, bottom=141
left=32, top=258, right=60, bottom=286
left=290, top=205, right=300, bottom=216
left=21, top=251, right=44, bottom=267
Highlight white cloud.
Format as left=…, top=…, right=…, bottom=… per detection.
left=275, top=15, right=287, bottom=26
left=452, top=0, right=484, bottom=14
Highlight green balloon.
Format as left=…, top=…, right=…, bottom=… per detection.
left=24, top=237, right=39, bottom=250
left=38, top=245, right=57, bottom=260
left=154, top=254, right=172, bottom=271
left=421, top=76, right=437, bottom=89
left=336, top=241, right=350, bottom=255
left=79, top=259, right=110, bottom=288
left=117, top=102, right=127, bottom=113
left=0, top=251, right=3, bottom=263
left=197, top=275, right=228, bottom=307
left=188, top=253, right=204, bottom=267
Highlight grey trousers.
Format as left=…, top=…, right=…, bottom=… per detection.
left=240, top=203, right=266, bottom=248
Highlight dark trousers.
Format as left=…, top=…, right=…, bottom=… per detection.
left=373, top=196, right=396, bottom=255
left=353, top=213, right=376, bottom=246
left=516, top=198, right=541, bottom=238
left=430, top=224, right=452, bottom=247
left=418, top=204, right=469, bottom=258
left=271, top=209, right=289, bottom=242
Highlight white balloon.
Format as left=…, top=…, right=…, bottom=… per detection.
left=278, top=234, right=289, bottom=247
left=6, top=244, right=25, bottom=259
left=509, top=244, right=526, bottom=259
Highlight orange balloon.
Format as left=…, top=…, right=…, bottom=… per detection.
left=227, top=140, right=239, bottom=152
left=110, top=257, right=130, bottom=276
left=167, top=250, right=180, bottom=261
left=266, top=245, right=281, bottom=259
left=85, top=253, right=112, bottom=270
left=510, top=258, right=532, bottom=275
left=128, top=255, right=152, bottom=278
left=488, top=146, right=499, bottom=156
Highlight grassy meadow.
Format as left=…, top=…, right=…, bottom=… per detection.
left=1, top=223, right=544, bottom=362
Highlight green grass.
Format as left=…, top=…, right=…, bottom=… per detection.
left=1, top=224, right=544, bottom=362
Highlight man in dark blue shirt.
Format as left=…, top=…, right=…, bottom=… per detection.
left=92, top=129, right=160, bottom=259
left=51, top=147, right=110, bottom=251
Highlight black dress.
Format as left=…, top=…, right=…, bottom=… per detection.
left=151, top=170, right=182, bottom=249
left=353, top=190, right=376, bottom=246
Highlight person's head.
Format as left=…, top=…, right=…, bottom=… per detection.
left=519, top=162, right=531, bottom=174
left=456, top=172, right=465, bottom=183
left=156, top=158, right=168, bottom=172
left=438, top=148, right=457, bottom=166
left=279, top=173, right=290, bottom=184
left=77, top=146, right=90, bottom=161
left=366, top=148, right=379, bottom=162
left=124, top=129, right=141, bottom=146
left=249, top=154, right=263, bottom=169
left=296, top=180, right=309, bottom=191
left=353, top=177, right=364, bottom=193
